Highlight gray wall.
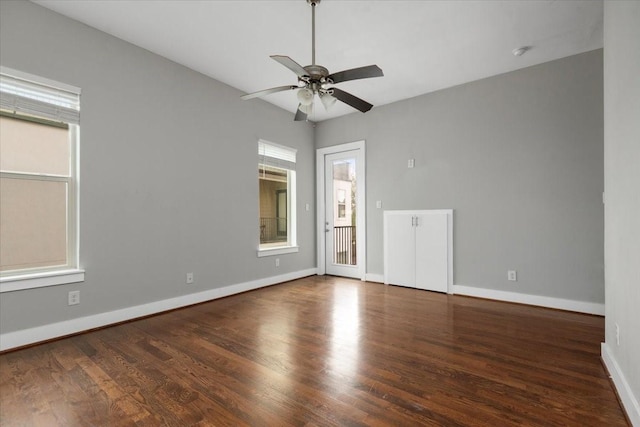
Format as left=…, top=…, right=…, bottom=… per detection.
left=604, top=0, right=640, bottom=408
left=0, top=0, right=609, bottom=337
left=316, top=50, right=604, bottom=303
left=0, top=0, right=315, bottom=333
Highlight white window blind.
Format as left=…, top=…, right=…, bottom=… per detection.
left=0, top=69, right=80, bottom=125
left=259, top=140, right=296, bottom=171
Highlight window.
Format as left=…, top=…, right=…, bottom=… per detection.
left=0, top=67, right=83, bottom=291
left=258, top=140, right=297, bottom=256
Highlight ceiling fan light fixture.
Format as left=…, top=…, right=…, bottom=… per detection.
left=297, top=87, right=314, bottom=105
left=320, top=92, right=337, bottom=110
left=299, top=102, right=313, bottom=116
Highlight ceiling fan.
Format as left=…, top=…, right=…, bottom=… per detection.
left=240, top=0, right=383, bottom=121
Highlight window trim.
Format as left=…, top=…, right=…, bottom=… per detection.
left=0, top=68, right=82, bottom=292
left=256, top=246, right=299, bottom=258
left=0, top=269, right=85, bottom=293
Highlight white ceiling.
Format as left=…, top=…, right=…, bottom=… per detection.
left=33, top=0, right=603, bottom=122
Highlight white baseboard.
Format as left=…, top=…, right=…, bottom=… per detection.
left=365, top=273, right=384, bottom=283
left=453, top=285, right=605, bottom=315
left=0, top=268, right=317, bottom=352
left=602, top=343, right=640, bottom=426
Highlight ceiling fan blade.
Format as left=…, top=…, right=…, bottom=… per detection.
left=294, top=104, right=307, bottom=121
left=327, top=65, right=383, bottom=84
left=330, top=88, right=373, bottom=113
left=240, top=85, right=298, bottom=100
left=271, top=55, right=309, bottom=78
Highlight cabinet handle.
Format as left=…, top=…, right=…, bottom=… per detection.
left=415, top=216, right=419, bottom=227
left=411, top=216, right=415, bottom=227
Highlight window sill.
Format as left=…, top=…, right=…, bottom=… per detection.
left=257, top=246, right=299, bottom=257
left=0, top=269, right=85, bottom=293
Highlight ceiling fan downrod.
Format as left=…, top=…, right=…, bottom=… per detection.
left=308, top=0, right=320, bottom=66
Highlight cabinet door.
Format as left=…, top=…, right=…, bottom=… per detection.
left=415, top=213, right=448, bottom=292
left=384, top=213, right=415, bottom=287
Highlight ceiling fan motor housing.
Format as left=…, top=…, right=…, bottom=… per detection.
left=301, top=64, right=330, bottom=92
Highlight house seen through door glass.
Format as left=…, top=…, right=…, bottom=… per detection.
left=332, top=159, right=356, bottom=265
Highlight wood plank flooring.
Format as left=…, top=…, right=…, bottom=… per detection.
left=0, top=276, right=628, bottom=426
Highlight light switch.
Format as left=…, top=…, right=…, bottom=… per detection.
left=376, top=200, right=382, bottom=209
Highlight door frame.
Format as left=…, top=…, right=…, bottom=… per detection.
left=316, top=140, right=366, bottom=280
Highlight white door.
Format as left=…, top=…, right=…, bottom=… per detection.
left=384, top=212, right=415, bottom=287
left=324, top=150, right=362, bottom=278
left=415, top=212, right=448, bottom=292
left=384, top=210, right=452, bottom=293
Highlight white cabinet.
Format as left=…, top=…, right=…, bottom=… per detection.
left=383, top=210, right=453, bottom=293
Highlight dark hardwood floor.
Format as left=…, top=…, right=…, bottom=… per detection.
left=0, top=276, right=628, bottom=426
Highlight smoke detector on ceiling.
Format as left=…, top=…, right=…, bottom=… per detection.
left=512, top=46, right=531, bottom=57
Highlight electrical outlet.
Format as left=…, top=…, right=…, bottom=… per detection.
left=68, top=290, right=80, bottom=306
left=615, top=323, right=620, bottom=346
left=507, top=270, right=517, bottom=281
left=186, top=272, right=194, bottom=284
left=408, top=158, right=415, bottom=168
left=376, top=200, right=382, bottom=209
left=275, top=258, right=280, bottom=267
